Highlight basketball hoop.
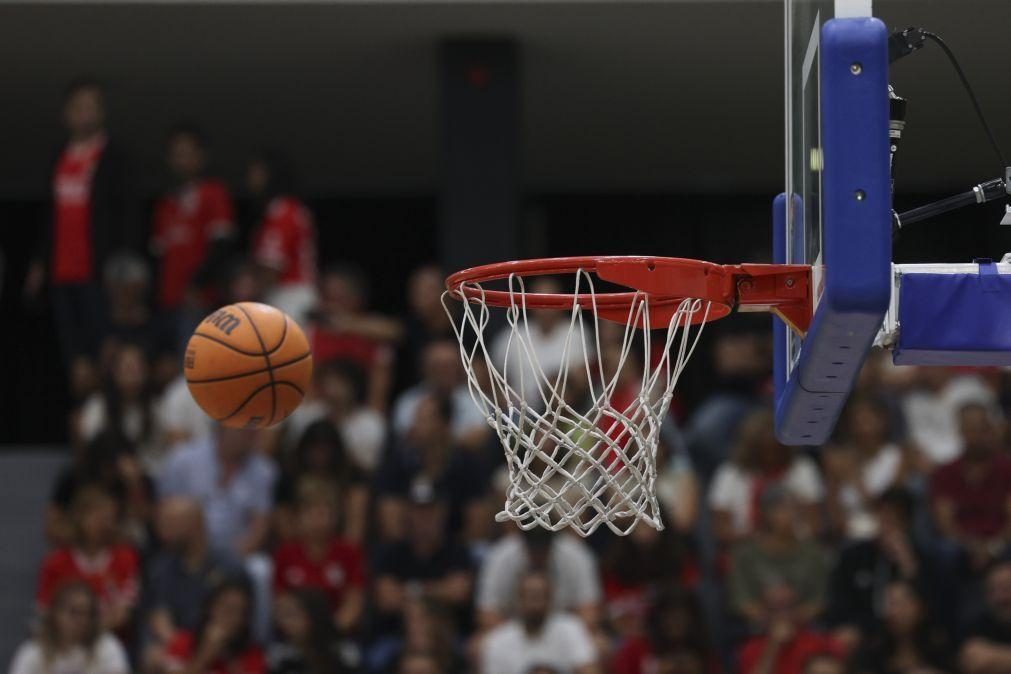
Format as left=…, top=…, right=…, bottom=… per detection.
left=443, top=256, right=810, bottom=536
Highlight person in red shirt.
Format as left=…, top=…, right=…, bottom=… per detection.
left=272, top=476, right=365, bottom=632
left=930, top=401, right=1011, bottom=571
left=246, top=152, right=317, bottom=327
left=36, top=483, right=139, bottom=634
left=25, top=78, right=136, bottom=397
left=151, top=124, right=236, bottom=344
left=161, top=577, right=265, bottom=674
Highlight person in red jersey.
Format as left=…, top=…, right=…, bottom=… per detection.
left=246, top=152, right=317, bottom=327
left=160, top=578, right=265, bottom=674
left=25, top=78, right=136, bottom=398
left=272, top=477, right=365, bottom=632
left=151, top=124, right=235, bottom=343
left=36, top=484, right=139, bottom=634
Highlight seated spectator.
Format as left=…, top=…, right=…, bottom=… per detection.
left=729, top=485, right=830, bottom=629
left=398, top=264, right=455, bottom=391
left=47, top=430, right=152, bottom=548
left=610, top=588, right=715, bottom=674
left=37, top=484, right=139, bottom=635
left=377, top=394, right=490, bottom=542
left=477, top=527, right=601, bottom=630
left=654, top=425, right=701, bottom=537
left=823, top=395, right=906, bottom=540
left=709, top=408, right=824, bottom=547
left=853, top=580, right=953, bottom=674
left=803, top=652, right=849, bottom=674
left=9, top=581, right=129, bottom=674
left=158, top=374, right=214, bottom=450
left=144, top=498, right=239, bottom=651
left=273, top=419, right=369, bottom=542
left=961, top=560, right=1011, bottom=674
left=272, top=478, right=365, bottom=632
left=367, top=598, right=464, bottom=674
left=246, top=152, right=318, bottom=328
left=930, top=401, right=1011, bottom=571
left=283, top=360, right=387, bottom=474
left=902, top=367, right=994, bottom=467
left=158, top=426, right=276, bottom=563
left=372, top=485, right=472, bottom=636
left=643, top=648, right=709, bottom=674
left=78, top=342, right=162, bottom=471
left=396, top=651, right=440, bottom=674
left=392, top=340, right=488, bottom=451
left=160, top=578, right=264, bottom=674
left=827, top=488, right=954, bottom=645
left=480, top=570, right=599, bottom=674
left=269, top=589, right=356, bottom=674
left=737, top=584, right=843, bottom=674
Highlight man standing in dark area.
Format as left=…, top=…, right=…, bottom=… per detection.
left=24, top=78, right=137, bottom=398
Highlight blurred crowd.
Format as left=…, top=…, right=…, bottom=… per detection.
left=13, top=79, right=1011, bottom=674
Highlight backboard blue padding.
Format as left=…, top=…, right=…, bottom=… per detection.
left=773, top=17, right=891, bottom=445
left=894, top=267, right=1011, bottom=366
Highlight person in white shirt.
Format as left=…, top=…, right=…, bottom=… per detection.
left=481, top=570, right=599, bottom=674
left=9, top=581, right=128, bottom=674
left=901, top=368, right=995, bottom=467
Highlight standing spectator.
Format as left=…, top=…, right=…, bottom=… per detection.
left=902, top=368, right=994, bottom=468
left=480, top=570, right=599, bottom=674
left=823, top=396, right=906, bottom=540
left=246, top=152, right=318, bottom=328
left=25, top=78, right=135, bottom=398
left=476, top=527, right=601, bottom=630
left=961, top=560, right=1011, bottom=674
left=853, top=580, right=953, bottom=674
left=709, top=408, right=824, bottom=546
left=158, top=426, right=276, bottom=563
left=10, top=581, right=129, bottom=674
left=269, top=589, right=355, bottom=674
left=728, top=485, right=830, bottom=630
left=159, top=578, right=264, bottom=674
left=150, top=124, right=235, bottom=344
left=930, top=402, right=1011, bottom=571
left=37, top=484, right=140, bottom=634
left=392, top=340, right=488, bottom=451
left=398, top=264, right=455, bottom=391
left=272, top=477, right=365, bottom=632
left=143, top=498, right=239, bottom=650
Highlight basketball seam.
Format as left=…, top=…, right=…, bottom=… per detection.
left=185, top=351, right=311, bottom=385
left=216, top=381, right=306, bottom=422
left=235, top=304, right=277, bottom=426
left=191, top=314, right=290, bottom=357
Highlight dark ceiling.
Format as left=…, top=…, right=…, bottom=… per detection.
left=0, top=0, right=1008, bottom=198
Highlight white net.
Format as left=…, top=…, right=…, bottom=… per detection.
left=443, top=270, right=711, bottom=536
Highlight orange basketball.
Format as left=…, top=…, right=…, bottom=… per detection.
left=184, top=302, right=313, bottom=429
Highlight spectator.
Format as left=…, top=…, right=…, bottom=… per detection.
left=654, top=426, right=701, bottom=537
left=392, top=340, right=488, bottom=450
left=377, top=394, right=490, bottom=542
left=272, top=477, right=365, bottom=632
left=398, top=264, right=455, bottom=391
left=158, top=374, right=215, bottom=450
left=902, top=368, right=995, bottom=467
left=480, top=570, right=598, bottom=674
left=961, top=560, right=1011, bottom=674
left=25, top=78, right=136, bottom=398
left=246, top=152, right=318, bottom=327
left=283, top=360, right=387, bottom=475
left=372, top=484, right=472, bottom=635
left=150, top=124, right=235, bottom=347
left=823, top=395, right=906, bottom=540
left=853, top=580, right=953, bottom=674
left=930, top=401, right=1011, bottom=571
left=9, top=581, right=129, bottom=674
left=803, top=653, right=849, bottom=674
left=160, top=578, right=264, bottom=674
left=78, top=342, right=162, bottom=470
left=477, top=527, right=601, bottom=630
left=737, top=584, right=842, bottom=674
left=273, top=418, right=370, bottom=542
left=396, top=652, right=440, bottom=674
left=367, top=598, right=464, bottom=674
left=144, top=498, right=238, bottom=650
left=728, top=485, right=830, bottom=629
left=610, top=588, right=715, bottom=674
left=709, top=408, right=824, bottom=546
left=158, top=426, right=276, bottom=563
left=37, top=484, right=139, bottom=634
left=309, top=264, right=401, bottom=410
left=827, top=487, right=954, bottom=645
left=269, top=589, right=355, bottom=674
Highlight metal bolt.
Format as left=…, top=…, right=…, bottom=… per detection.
left=785, top=277, right=795, bottom=288
left=851, top=62, right=862, bottom=75
left=739, top=280, right=753, bottom=292
left=855, top=189, right=866, bottom=201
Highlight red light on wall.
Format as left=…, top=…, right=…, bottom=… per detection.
left=466, top=65, right=490, bottom=89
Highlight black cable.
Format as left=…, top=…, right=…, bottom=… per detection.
left=921, top=30, right=1007, bottom=168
